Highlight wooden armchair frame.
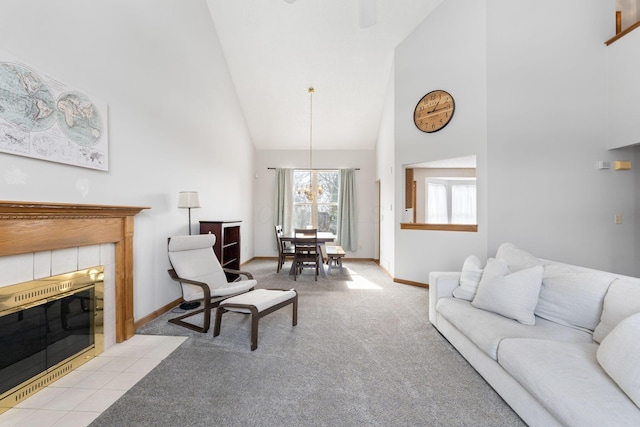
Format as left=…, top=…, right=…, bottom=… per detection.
left=167, top=267, right=254, bottom=333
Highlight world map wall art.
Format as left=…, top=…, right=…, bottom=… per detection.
left=0, top=50, right=108, bottom=171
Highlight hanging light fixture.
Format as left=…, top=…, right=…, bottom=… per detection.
left=297, top=87, right=323, bottom=201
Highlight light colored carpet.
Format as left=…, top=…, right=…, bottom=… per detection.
left=90, top=259, right=525, bottom=427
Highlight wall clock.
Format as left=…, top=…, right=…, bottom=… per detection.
left=413, top=90, right=455, bottom=133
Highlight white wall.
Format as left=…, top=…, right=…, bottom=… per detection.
left=636, top=148, right=640, bottom=261
left=487, top=0, right=638, bottom=276
left=393, top=0, right=489, bottom=283
left=253, top=149, right=377, bottom=260
left=375, top=69, right=396, bottom=275
left=388, top=0, right=639, bottom=281
left=607, top=26, right=640, bottom=149
left=0, top=0, right=256, bottom=321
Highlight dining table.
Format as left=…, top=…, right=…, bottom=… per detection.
left=279, top=231, right=336, bottom=245
left=280, top=232, right=336, bottom=277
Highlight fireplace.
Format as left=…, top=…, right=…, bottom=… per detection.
left=0, top=200, right=148, bottom=413
left=0, top=267, right=104, bottom=411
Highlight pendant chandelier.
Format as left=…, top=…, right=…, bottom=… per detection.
left=298, top=87, right=323, bottom=201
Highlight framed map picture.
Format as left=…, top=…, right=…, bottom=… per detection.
left=0, top=50, right=108, bottom=171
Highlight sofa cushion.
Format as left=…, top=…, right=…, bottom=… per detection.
left=597, top=313, right=640, bottom=409
left=452, top=255, right=483, bottom=301
left=436, top=297, right=593, bottom=360
left=495, top=242, right=543, bottom=272
left=472, top=259, right=543, bottom=325
left=535, top=263, right=614, bottom=333
left=593, top=278, right=640, bottom=343
left=498, top=339, right=640, bottom=427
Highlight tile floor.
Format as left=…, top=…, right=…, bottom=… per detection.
left=0, top=335, right=187, bottom=427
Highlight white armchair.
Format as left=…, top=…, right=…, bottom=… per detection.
left=167, top=234, right=256, bottom=332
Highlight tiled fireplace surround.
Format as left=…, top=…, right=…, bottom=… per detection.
left=0, top=243, right=118, bottom=346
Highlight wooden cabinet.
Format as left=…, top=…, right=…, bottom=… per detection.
left=199, top=220, right=241, bottom=280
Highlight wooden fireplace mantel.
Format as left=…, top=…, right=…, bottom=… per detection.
left=0, top=200, right=150, bottom=342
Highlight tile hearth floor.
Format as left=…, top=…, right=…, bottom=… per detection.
left=0, top=334, right=187, bottom=427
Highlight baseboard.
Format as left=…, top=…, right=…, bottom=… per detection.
left=244, top=256, right=275, bottom=264
left=244, top=256, right=377, bottom=265
left=377, top=263, right=392, bottom=279
left=393, top=278, right=429, bottom=288
left=134, top=297, right=182, bottom=331
left=374, top=263, right=425, bottom=287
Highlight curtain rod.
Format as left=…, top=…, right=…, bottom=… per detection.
left=267, top=167, right=360, bottom=170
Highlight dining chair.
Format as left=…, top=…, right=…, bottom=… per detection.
left=292, top=228, right=320, bottom=281
left=275, top=225, right=295, bottom=273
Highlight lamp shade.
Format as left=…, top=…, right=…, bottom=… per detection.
left=177, top=191, right=201, bottom=208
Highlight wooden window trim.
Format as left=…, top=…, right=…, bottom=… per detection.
left=605, top=20, right=640, bottom=46
left=400, top=223, right=478, bottom=232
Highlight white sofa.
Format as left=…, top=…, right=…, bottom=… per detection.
left=429, top=243, right=640, bottom=427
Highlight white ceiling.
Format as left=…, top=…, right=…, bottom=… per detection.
left=206, top=0, right=443, bottom=151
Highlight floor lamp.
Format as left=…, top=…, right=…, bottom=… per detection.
left=177, top=191, right=201, bottom=235
left=177, top=191, right=202, bottom=310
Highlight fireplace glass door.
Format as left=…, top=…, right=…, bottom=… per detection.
left=0, top=287, right=94, bottom=396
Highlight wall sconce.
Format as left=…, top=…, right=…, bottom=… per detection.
left=614, top=161, right=632, bottom=171
left=177, top=191, right=201, bottom=235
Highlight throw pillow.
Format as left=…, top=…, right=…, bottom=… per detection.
left=593, top=278, right=640, bottom=343
left=495, top=242, right=543, bottom=272
left=453, top=255, right=483, bottom=301
left=472, top=258, right=544, bottom=325
left=535, top=264, right=614, bottom=332
left=597, top=313, right=640, bottom=409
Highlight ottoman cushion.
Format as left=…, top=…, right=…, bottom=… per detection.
left=221, top=289, right=296, bottom=313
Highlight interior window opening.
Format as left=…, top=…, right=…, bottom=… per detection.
left=402, top=155, right=477, bottom=232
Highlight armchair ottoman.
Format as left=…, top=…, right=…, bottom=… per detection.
left=213, top=289, right=298, bottom=350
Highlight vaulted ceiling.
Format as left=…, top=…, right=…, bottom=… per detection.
left=206, top=0, right=443, bottom=151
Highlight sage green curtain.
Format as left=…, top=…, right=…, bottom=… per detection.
left=274, top=168, right=294, bottom=236
left=338, top=168, right=357, bottom=251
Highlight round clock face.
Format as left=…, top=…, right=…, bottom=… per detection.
left=414, top=90, right=455, bottom=133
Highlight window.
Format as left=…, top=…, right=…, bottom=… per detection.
left=451, top=184, right=477, bottom=224
left=427, top=182, right=448, bottom=223
left=293, top=170, right=339, bottom=234
left=425, top=179, right=476, bottom=225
